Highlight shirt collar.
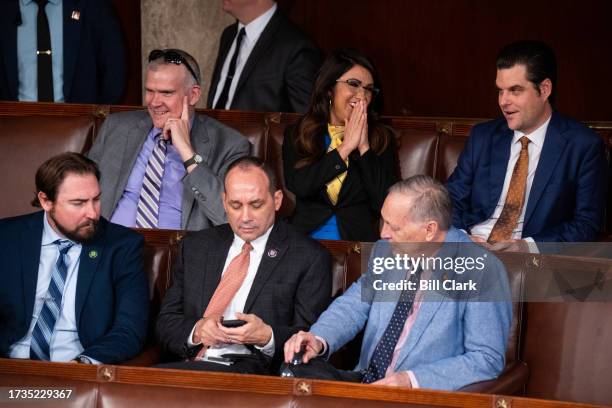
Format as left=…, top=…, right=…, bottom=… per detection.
left=238, top=3, right=277, bottom=43
left=512, top=114, right=551, bottom=149
left=22, top=0, right=61, bottom=6
left=42, top=212, right=78, bottom=248
left=231, top=224, right=274, bottom=256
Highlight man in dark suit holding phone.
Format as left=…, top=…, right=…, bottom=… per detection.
left=156, top=156, right=332, bottom=374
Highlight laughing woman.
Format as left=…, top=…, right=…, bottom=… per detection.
left=282, top=49, right=398, bottom=242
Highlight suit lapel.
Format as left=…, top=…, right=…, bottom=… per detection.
left=20, top=212, right=45, bottom=321
left=208, top=23, right=237, bottom=107
left=200, top=226, right=233, bottom=312
left=233, top=10, right=282, bottom=103
left=181, top=114, right=211, bottom=229
left=489, top=127, right=513, bottom=214
left=62, top=0, right=83, bottom=101
left=1, top=0, right=20, bottom=99
left=243, top=222, right=288, bottom=312
left=75, top=219, right=104, bottom=325
left=523, top=112, right=568, bottom=229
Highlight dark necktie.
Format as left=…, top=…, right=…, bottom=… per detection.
left=362, top=266, right=423, bottom=383
left=35, top=0, right=53, bottom=102
left=30, top=240, right=73, bottom=360
left=214, top=27, right=246, bottom=109
left=488, top=136, right=530, bottom=244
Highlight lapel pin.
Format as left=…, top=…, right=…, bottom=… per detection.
left=71, top=11, right=80, bottom=21
left=442, top=273, right=448, bottom=281
left=267, top=248, right=278, bottom=258
left=88, top=250, right=98, bottom=259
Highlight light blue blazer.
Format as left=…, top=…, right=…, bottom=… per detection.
left=310, top=227, right=512, bottom=390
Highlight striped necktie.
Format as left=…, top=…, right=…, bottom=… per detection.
left=136, top=134, right=167, bottom=228
left=30, top=240, right=73, bottom=360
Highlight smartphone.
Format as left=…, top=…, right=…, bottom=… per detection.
left=221, top=319, right=247, bottom=328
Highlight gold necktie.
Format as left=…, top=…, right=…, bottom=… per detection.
left=488, top=136, right=530, bottom=244
left=326, top=124, right=348, bottom=205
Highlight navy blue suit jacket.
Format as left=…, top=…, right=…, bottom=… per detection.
left=0, top=211, right=149, bottom=363
left=0, top=0, right=125, bottom=104
left=447, top=111, right=608, bottom=242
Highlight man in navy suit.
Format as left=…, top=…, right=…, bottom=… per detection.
left=447, top=41, right=607, bottom=247
left=0, top=153, right=149, bottom=364
left=0, top=0, right=125, bottom=103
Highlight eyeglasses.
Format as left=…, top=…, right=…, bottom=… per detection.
left=148, top=49, right=200, bottom=84
left=336, top=79, right=380, bottom=98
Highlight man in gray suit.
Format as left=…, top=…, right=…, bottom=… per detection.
left=88, top=49, right=250, bottom=231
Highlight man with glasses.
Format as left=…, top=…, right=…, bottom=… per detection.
left=88, top=48, right=250, bottom=231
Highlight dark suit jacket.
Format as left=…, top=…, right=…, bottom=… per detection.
left=155, top=221, right=332, bottom=362
left=447, top=111, right=608, bottom=242
left=0, top=0, right=125, bottom=104
left=207, top=8, right=321, bottom=114
left=0, top=212, right=149, bottom=363
left=282, top=124, right=398, bottom=242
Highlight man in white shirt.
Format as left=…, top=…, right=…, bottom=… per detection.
left=447, top=40, right=608, bottom=248
left=207, top=0, right=321, bottom=113
left=156, top=156, right=332, bottom=374
left=0, top=153, right=149, bottom=364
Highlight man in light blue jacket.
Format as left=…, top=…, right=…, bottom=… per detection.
left=284, top=175, right=512, bottom=390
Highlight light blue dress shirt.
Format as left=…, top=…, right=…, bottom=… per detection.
left=8, top=213, right=98, bottom=362
left=17, top=0, right=64, bottom=102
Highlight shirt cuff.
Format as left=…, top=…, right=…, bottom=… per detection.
left=254, top=330, right=275, bottom=357
left=523, top=237, right=540, bottom=253
left=79, top=355, right=101, bottom=365
left=187, top=323, right=202, bottom=347
left=314, top=335, right=328, bottom=357
left=407, top=370, right=419, bottom=388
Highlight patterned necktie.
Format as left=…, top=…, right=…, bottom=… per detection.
left=35, top=0, right=53, bottom=101
left=326, top=124, right=349, bottom=205
left=362, top=266, right=422, bottom=383
left=136, top=134, right=167, bottom=228
left=195, top=241, right=253, bottom=359
left=214, top=27, right=246, bottom=109
left=488, top=136, right=530, bottom=244
left=30, top=240, right=73, bottom=360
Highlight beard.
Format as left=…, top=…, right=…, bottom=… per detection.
left=49, top=211, right=98, bottom=244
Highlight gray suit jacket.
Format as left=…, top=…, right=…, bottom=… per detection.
left=88, top=110, right=250, bottom=230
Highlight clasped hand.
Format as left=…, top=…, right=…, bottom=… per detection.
left=337, top=99, right=370, bottom=160
left=192, top=312, right=272, bottom=347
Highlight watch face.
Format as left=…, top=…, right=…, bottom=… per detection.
left=194, top=154, right=203, bottom=164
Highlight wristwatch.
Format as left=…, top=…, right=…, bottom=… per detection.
left=75, top=355, right=93, bottom=364
left=183, top=153, right=203, bottom=169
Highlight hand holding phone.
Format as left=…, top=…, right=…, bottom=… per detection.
left=221, top=319, right=247, bottom=328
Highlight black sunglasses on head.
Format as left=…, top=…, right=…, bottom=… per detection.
left=148, top=49, right=199, bottom=84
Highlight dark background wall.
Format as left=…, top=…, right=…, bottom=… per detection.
left=277, top=0, right=612, bottom=121
left=112, top=1, right=611, bottom=121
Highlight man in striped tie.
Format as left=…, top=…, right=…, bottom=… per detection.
left=88, top=48, right=251, bottom=231
left=0, top=153, right=149, bottom=364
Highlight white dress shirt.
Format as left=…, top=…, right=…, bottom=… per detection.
left=211, top=3, right=277, bottom=109
left=471, top=115, right=551, bottom=242
left=9, top=213, right=88, bottom=361
left=189, top=226, right=275, bottom=359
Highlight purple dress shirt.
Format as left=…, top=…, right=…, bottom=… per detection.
left=111, top=127, right=185, bottom=229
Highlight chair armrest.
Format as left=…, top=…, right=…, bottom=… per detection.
left=459, top=361, right=529, bottom=395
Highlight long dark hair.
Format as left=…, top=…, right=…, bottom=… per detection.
left=293, top=48, right=391, bottom=168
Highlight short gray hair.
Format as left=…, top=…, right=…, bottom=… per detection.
left=388, top=175, right=452, bottom=230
